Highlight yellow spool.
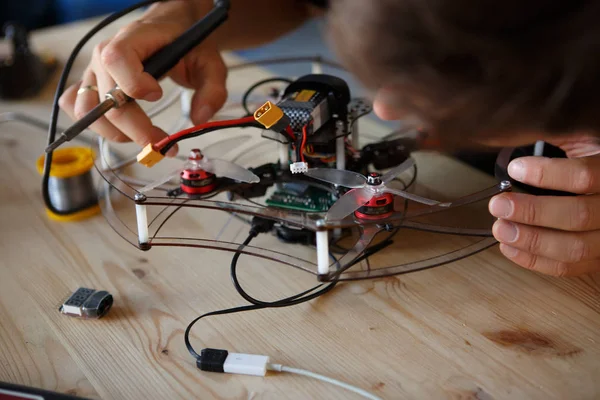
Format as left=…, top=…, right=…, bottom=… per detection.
left=37, top=147, right=100, bottom=222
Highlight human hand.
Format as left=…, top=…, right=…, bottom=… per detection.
left=489, top=137, right=600, bottom=276
left=58, top=2, right=228, bottom=153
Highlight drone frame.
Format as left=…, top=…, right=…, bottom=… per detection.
left=89, top=55, right=513, bottom=282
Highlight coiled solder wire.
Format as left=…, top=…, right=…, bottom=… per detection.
left=37, top=147, right=99, bottom=221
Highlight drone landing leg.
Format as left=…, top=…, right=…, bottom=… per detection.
left=316, top=230, right=330, bottom=276
left=135, top=202, right=149, bottom=246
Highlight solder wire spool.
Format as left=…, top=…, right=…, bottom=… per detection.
left=36, top=147, right=100, bottom=221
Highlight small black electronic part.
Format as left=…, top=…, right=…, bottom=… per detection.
left=60, top=288, right=113, bottom=319
left=275, top=224, right=315, bottom=245
left=0, top=22, right=57, bottom=100
left=360, top=137, right=413, bottom=170
left=260, top=74, right=351, bottom=142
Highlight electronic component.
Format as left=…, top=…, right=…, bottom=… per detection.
left=266, top=183, right=336, bottom=212
left=194, top=348, right=381, bottom=399
left=253, top=101, right=289, bottom=132
left=198, top=348, right=269, bottom=376
left=289, top=161, right=309, bottom=174
left=360, top=138, right=413, bottom=170
left=277, top=74, right=350, bottom=134
left=60, top=288, right=113, bottom=319
left=137, top=143, right=164, bottom=167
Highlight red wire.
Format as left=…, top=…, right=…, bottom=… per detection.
left=301, top=124, right=308, bottom=162
left=285, top=126, right=295, bottom=141
left=154, top=116, right=257, bottom=151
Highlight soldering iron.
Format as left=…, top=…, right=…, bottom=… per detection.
left=45, top=0, right=230, bottom=153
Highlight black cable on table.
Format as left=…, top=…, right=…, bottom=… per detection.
left=185, top=217, right=338, bottom=361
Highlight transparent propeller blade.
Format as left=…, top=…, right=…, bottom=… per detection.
left=381, top=158, right=415, bottom=184
left=304, top=168, right=366, bottom=188
left=383, top=187, right=441, bottom=206
left=326, top=186, right=373, bottom=221
left=139, top=167, right=183, bottom=193
left=202, top=135, right=251, bottom=160
left=200, top=158, right=259, bottom=183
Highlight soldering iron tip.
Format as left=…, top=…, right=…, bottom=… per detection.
left=45, top=136, right=66, bottom=153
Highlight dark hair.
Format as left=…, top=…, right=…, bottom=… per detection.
left=326, top=0, right=600, bottom=146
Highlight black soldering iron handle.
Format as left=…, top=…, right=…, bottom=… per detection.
left=142, top=4, right=228, bottom=79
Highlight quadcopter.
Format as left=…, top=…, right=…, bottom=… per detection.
left=95, top=63, right=512, bottom=282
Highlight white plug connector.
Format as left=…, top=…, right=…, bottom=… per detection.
left=196, top=348, right=382, bottom=400
left=290, top=162, right=308, bottom=174
left=197, top=348, right=269, bottom=376
left=223, top=352, right=270, bottom=376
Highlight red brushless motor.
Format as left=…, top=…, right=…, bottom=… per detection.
left=180, top=149, right=217, bottom=195
left=354, top=173, right=395, bottom=220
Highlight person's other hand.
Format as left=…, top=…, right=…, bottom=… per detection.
left=489, top=136, right=600, bottom=276
left=58, top=6, right=227, bottom=154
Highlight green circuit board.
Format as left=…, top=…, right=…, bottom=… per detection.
left=266, top=183, right=337, bottom=212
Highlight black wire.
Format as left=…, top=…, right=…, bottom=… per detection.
left=159, top=121, right=262, bottom=155
left=241, top=77, right=293, bottom=116
left=406, top=163, right=418, bottom=189
left=43, top=0, right=166, bottom=215
left=185, top=231, right=338, bottom=360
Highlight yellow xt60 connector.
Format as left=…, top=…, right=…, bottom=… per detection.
left=137, top=143, right=164, bottom=167
left=254, top=101, right=284, bottom=129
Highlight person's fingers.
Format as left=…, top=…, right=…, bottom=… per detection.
left=493, top=219, right=600, bottom=264
left=499, top=244, right=599, bottom=277
left=90, top=42, right=160, bottom=147
left=73, top=69, right=129, bottom=142
left=58, top=81, right=81, bottom=121
left=547, top=134, right=600, bottom=158
left=73, top=69, right=99, bottom=119
left=507, top=155, right=600, bottom=194
left=104, top=102, right=171, bottom=149
left=168, top=46, right=227, bottom=124
left=489, top=192, right=600, bottom=232
left=99, top=21, right=187, bottom=101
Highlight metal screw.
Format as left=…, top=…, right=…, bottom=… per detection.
left=316, top=219, right=326, bottom=228
left=500, top=180, right=511, bottom=190
left=134, top=193, right=147, bottom=203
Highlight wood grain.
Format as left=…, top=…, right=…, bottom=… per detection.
left=1, top=15, right=600, bottom=400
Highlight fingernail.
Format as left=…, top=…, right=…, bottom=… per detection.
left=193, top=105, right=213, bottom=124
left=489, top=196, right=513, bottom=218
left=508, top=160, right=525, bottom=181
left=494, top=220, right=518, bottom=243
left=500, top=244, right=519, bottom=258
left=166, top=144, right=178, bottom=158
left=143, top=91, right=161, bottom=102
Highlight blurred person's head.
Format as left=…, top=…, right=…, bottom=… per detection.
left=327, top=0, right=600, bottom=149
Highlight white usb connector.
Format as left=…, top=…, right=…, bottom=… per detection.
left=196, top=348, right=382, bottom=399
left=223, top=352, right=270, bottom=376
left=197, top=348, right=269, bottom=376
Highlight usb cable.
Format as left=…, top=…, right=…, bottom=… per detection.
left=197, top=348, right=383, bottom=400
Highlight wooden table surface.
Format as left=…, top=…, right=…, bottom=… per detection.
left=1, top=15, right=600, bottom=400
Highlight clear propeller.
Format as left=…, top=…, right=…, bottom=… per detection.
left=139, top=149, right=259, bottom=194
left=304, top=158, right=445, bottom=220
